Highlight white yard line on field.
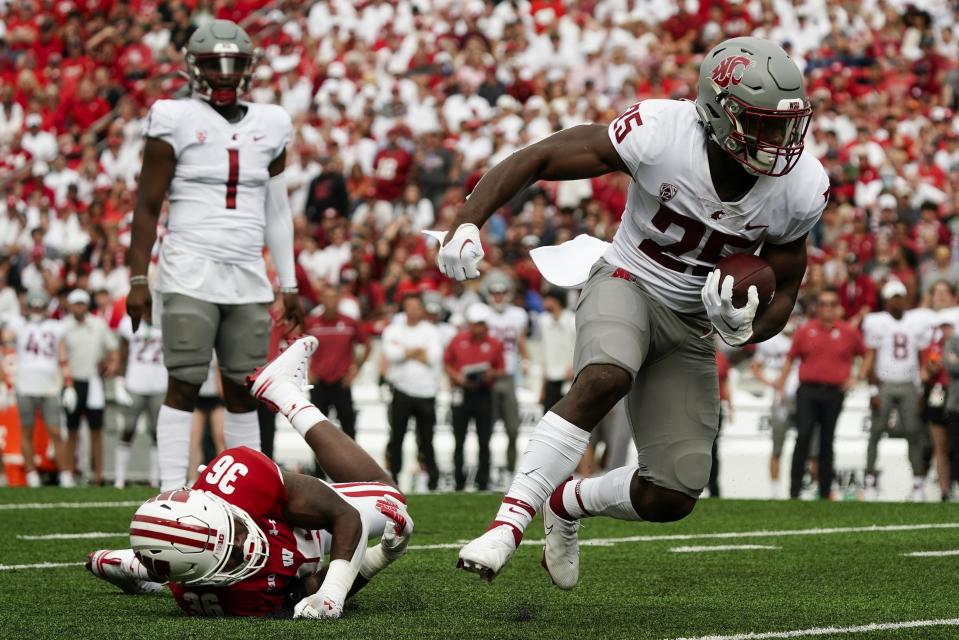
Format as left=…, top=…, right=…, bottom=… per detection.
left=669, top=545, right=779, bottom=553
left=17, top=532, right=127, bottom=541
left=670, top=618, right=959, bottom=640
left=13, top=520, right=959, bottom=559
left=0, top=501, right=142, bottom=511
left=0, top=562, right=85, bottom=571
left=903, top=549, right=959, bottom=557
left=406, top=522, right=959, bottom=550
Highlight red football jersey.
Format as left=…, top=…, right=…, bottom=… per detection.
left=168, top=447, right=323, bottom=617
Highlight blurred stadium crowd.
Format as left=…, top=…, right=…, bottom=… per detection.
left=2, top=0, right=959, bottom=497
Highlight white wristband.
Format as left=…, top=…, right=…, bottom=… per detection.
left=319, top=559, right=359, bottom=605
left=359, top=544, right=392, bottom=580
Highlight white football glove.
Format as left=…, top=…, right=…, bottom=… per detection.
left=432, top=224, right=484, bottom=281
left=293, top=592, right=343, bottom=620
left=701, top=269, right=759, bottom=347
left=62, top=386, right=78, bottom=413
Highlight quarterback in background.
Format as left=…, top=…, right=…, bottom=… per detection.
left=126, top=19, right=303, bottom=491
left=87, top=337, right=413, bottom=619
left=435, top=37, right=829, bottom=586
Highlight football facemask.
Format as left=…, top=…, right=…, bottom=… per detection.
left=188, top=53, right=254, bottom=107
left=721, top=95, right=811, bottom=177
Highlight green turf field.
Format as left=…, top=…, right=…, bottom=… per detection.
left=2, top=488, right=958, bottom=640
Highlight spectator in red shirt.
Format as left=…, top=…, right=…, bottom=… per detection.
left=444, top=303, right=505, bottom=491
left=372, top=127, right=413, bottom=202
left=778, top=287, right=867, bottom=500
left=304, top=287, right=371, bottom=441
left=838, top=254, right=877, bottom=326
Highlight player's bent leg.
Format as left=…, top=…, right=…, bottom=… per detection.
left=86, top=549, right=165, bottom=595
left=459, top=260, right=650, bottom=582
left=630, top=476, right=697, bottom=522
left=457, top=364, right=631, bottom=582
left=249, top=336, right=395, bottom=487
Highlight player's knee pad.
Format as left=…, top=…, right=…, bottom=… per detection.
left=217, top=306, right=270, bottom=383
left=161, top=300, right=217, bottom=386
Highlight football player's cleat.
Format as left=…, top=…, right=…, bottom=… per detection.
left=456, top=525, right=518, bottom=582
left=541, top=499, right=581, bottom=590
left=247, top=336, right=318, bottom=414
left=86, top=549, right=165, bottom=595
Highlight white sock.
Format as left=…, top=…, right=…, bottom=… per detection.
left=770, top=479, right=781, bottom=499
left=157, top=405, right=192, bottom=491
left=115, top=443, right=131, bottom=488
left=492, top=411, right=590, bottom=542
left=224, top=410, right=261, bottom=451
left=59, top=470, right=75, bottom=488
left=262, top=382, right=326, bottom=438
left=148, top=446, right=159, bottom=488
left=913, top=476, right=925, bottom=489
left=554, top=465, right=642, bottom=521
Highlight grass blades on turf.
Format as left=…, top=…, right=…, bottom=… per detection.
left=1, top=489, right=958, bottom=640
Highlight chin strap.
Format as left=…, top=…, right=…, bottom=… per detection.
left=210, top=88, right=238, bottom=107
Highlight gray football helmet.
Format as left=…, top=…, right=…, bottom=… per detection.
left=185, top=19, right=257, bottom=107
left=695, top=37, right=811, bottom=177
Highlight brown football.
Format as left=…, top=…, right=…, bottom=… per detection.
left=716, top=253, right=776, bottom=311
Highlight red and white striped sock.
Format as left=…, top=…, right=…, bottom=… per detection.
left=490, top=411, right=590, bottom=544
left=555, top=465, right=643, bottom=522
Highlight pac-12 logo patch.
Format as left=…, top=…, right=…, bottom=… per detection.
left=659, top=182, right=678, bottom=202
left=710, top=55, right=753, bottom=89
left=196, top=129, right=207, bottom=143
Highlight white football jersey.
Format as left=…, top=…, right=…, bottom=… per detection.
left=5, top=315, right=66, bottom=397
left=118, top=316, right=167, bottom=396
left=754, top=331, right=799, bottom=399
left=486, top=305, right=528, bottom=375
left=862, top=310, right=932, bottom=384
left=605, top=100, right=830, bottom=314
left=145, top=98, right=292, bottom=304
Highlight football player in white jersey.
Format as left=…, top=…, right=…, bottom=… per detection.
left=2, top=292, right=74, bottom=487
left=126, top=20, right=303, bottom=491
left=436, top=37, right=829, bottom=586
left=113, top=309, right=166, bottom=489
left=860, top=280, right=932, bottom=500
left=483, top=273, right=529, bottom=475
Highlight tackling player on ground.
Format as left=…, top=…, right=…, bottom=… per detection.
left=436, top=37, right=830, bottom=587
left=87, top=336, right=413, bottom=619
left=126, top=19, right=303, bottom=491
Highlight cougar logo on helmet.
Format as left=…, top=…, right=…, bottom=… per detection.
left=710, top=55, right=753, bottom=89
